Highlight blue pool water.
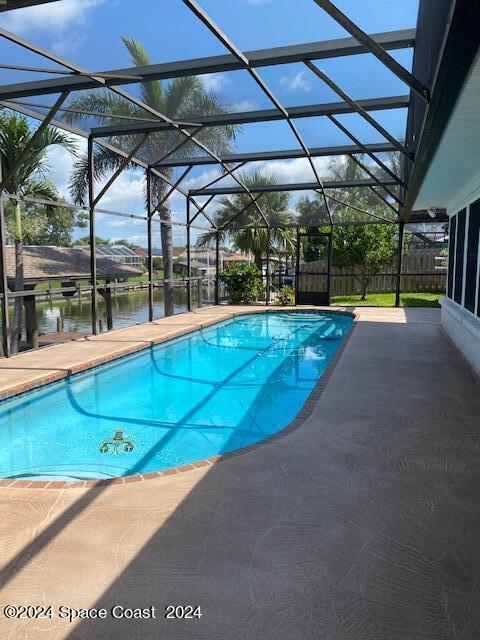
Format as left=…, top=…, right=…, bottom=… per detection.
left=0, top=312, right=352, bottom=481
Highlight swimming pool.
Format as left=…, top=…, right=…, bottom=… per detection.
left=0, top=311, right=353, bottom=481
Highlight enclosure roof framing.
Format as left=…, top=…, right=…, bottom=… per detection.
left=0, top=0, right=59, bottom=10
left=0, top=29, right=415, bottom=100
left=155, top=142, right=398, bottom=168
left=90, top=95, right=409, bottom=139
left=1, top=23, right=271, bottom=227
left=0, top=99, right=185, bottom=197
left=0, top=99, right=216, bottom=228
left=181, top=0, right=335, bottom=223
left=255, top=209, right=447, bottom=226
left=0, top=0, right=452, bottom=230
left=313, top=0, right=429, bottom=101
left=190, top=178, right=398, bottom=196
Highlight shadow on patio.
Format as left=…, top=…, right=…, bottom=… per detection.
left=1, top=309, right=479, bottom=640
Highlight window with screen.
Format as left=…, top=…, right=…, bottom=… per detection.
left=454, top=209, right=466, bottom=305
left=447, top=215, right=456, bottom=299
left=465, top=199, right=480, bottom=313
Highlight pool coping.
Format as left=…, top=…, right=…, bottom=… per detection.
left=0, top=307, right=357, bottom=490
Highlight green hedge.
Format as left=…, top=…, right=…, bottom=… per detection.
left=219, top=262, right=264, bottom=304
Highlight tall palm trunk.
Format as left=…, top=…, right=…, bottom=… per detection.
left=159, top=204, right=174, bottom=317
left=10, top=202, right=23, bottom=353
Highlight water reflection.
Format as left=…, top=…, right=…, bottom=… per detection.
left=31, top=285, right=214, bottom=335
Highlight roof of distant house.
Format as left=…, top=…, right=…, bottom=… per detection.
left=224, top=252, right=250, bottom=262
left=5, top=246, right=142, bottom=283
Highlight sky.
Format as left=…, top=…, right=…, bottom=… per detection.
left=0, top=0, right=420, bottom=247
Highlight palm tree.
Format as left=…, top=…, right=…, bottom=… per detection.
left=0, top=111, right=77, bottom=353
left=66, top=37, right=237, bottom=316
left=198, top=171, right=295, bottom=271
left=296, top=153, right=402, bottom=225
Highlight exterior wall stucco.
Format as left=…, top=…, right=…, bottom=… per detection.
left=441, top=173, right=480, bottom=378
left=441, top=297, right=480, bottom=377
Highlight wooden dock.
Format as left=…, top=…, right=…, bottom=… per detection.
left=38, top=331, right=90, bottom=346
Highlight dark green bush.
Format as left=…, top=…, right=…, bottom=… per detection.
left=219, top=262, right=264, bottom=304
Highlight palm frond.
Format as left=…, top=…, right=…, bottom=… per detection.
left=168, top=78, right=238, bottom=156
left=122, top=36, right=164, bottom=111
left=23, top=179, right=59, bottom=201
left=165, top=76, right=203, bottom=118
left=62, top=90, right=142, bottom=127
left=196, top=229, right=218, bottom=247
left=69, top=146, right=132, bottom=206
left=206, top=171, right=293, bottom=255
left=63, top=36, right=239, bottom=212
left=0, top=112, right=77, bottom=194
left=36, top=126, right=78, bottom=156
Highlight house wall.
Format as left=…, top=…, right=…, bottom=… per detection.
left=441, top=173, right=480, bottom=376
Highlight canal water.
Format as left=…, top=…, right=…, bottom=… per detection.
left=31, top=286, right=214, bottom=336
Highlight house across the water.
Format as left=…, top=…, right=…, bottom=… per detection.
left=6, top=245, right=142, bottom=349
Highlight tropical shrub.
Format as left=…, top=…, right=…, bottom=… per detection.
left=275, top=285, right=295, bottom=306
left=219, top=262, right=264, bottom=304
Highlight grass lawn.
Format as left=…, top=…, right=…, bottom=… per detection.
left=331, top=292, right=442, bottom=308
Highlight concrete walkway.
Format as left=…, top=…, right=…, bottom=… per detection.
left=0, top=307, right=479, bottom=639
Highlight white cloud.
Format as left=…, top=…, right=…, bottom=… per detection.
left=279, top=70, right=311, bottom=92
left=0, top=0, right=105, bottom=33
left=250, top=157, right=333, bottom=185
left=100, top=217, right=146, bottom=244
left=166, top=168, right=221, bottom=210
left=173, top=159, right=336, bottom=207
left=200, top=73, right=230, bottom=92
left=44, top=144, right=76, bottom=199
left=51, top=32, right=86, bottom=57
left=112, top=231, right=147, bottom=245
left=46, top=143, right=145, bottom=214
left=171, top=158, right=337, bottom=214
left=42, top=133, right=86, bottom=198
left=259, top=157, right=342, bottom=207
left=103, top=217, right=143, bottom=228
left=43, top=142, right=337, bottom=229
left=230, top=99, right=258, bottom=113
left=0, top=0, right=106, bottom=55
left=183, top=169, right=225, bottom=192
left=97, top=171, right=146, bottom=214
left=42, top=134, right=147, bottom=218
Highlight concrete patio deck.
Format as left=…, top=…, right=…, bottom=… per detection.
left=0, top=306, right=479, bottom=639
